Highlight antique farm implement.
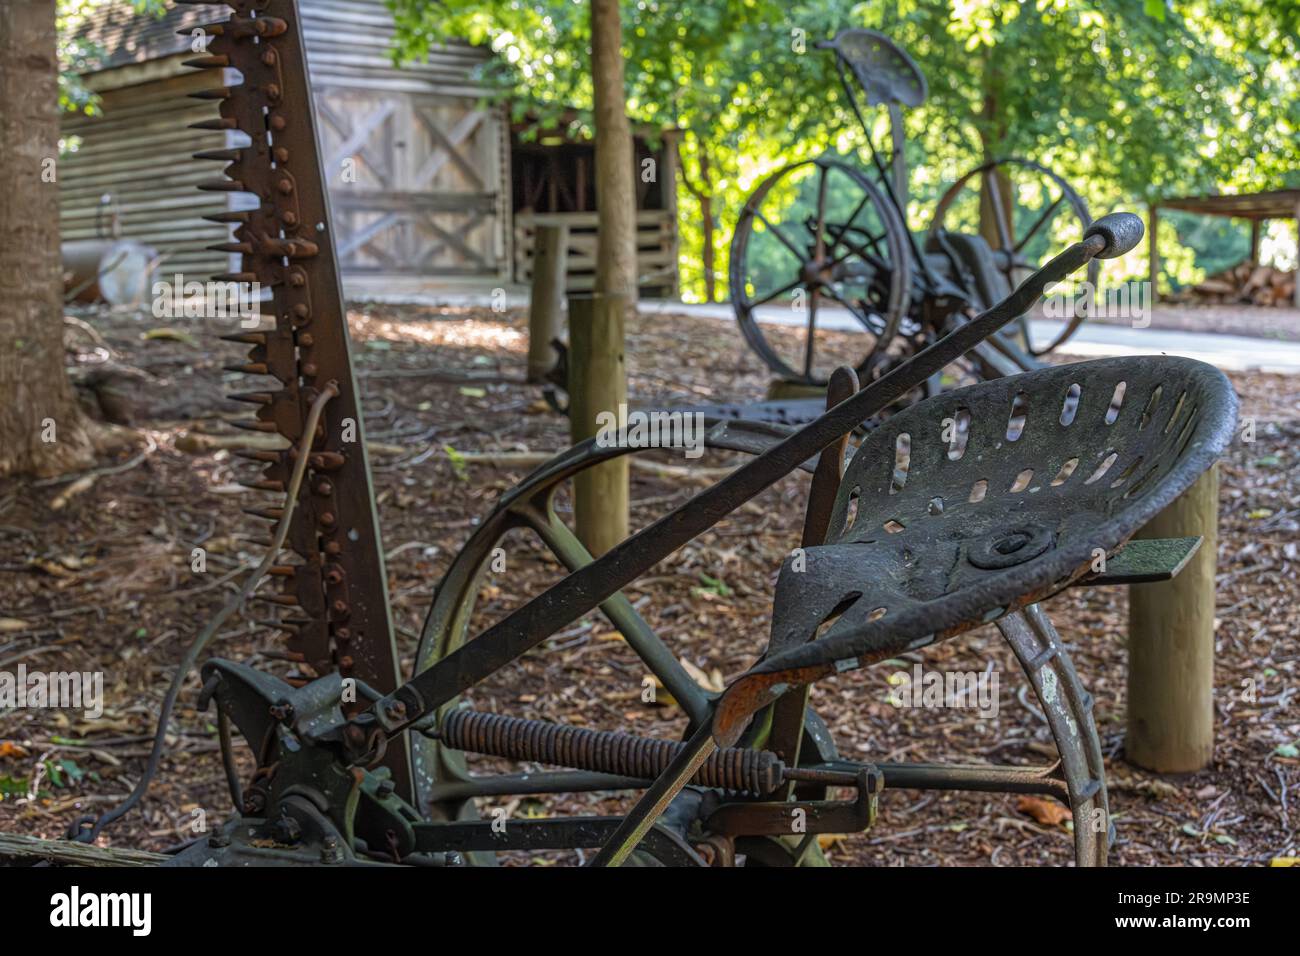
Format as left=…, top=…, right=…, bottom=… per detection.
left=69, top=1, right=1236, bottom=867
left=731, top=29, right=1100, bottom=388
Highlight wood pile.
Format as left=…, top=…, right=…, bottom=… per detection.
left=1176, top=261, right=1297, bottom=307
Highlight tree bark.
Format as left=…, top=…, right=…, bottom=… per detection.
left=590, top=0, right=638, bottom=300
left=0, top=0, right=97, bottom=478
left=678, top=140, right=716, bottom=303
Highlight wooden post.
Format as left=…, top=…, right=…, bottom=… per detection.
left=1248, top=218, right=1261, bottom=266
left=567, top=292, right=629, bottom=556
left=527, top=224, right=568, bottom=383
left=1126, top=465, right=1218, bottom=773
left=1148, top=202, right=1160, bottom=301
left=1294, top=200, right=1300, bottom=308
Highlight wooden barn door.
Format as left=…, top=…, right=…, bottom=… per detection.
left=316, top=89, right=505, bottom=279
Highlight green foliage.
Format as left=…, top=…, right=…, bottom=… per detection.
left=58, top=0, right=166, bottom=118
left=390, top=2, right=1300, bottom=297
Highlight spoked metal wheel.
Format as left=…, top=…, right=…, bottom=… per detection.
left=731, top=156, right=912, bottom=386
left=409, top=422, right=815, bottom=863
left=995, top=605, right=1110, bottom=865
left=927, top=158, right=1097, bottom=356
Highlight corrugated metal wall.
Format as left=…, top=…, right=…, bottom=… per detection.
left=61, top=67, right=232, bottom=281
left=60, top=0, right=512, bottom=294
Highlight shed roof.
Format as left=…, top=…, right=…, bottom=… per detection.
left=73, top=2, right=207, bottom=74
left=1156, top=189, right=1300, bottom=221
left=71, top=0, right=490, bottom=85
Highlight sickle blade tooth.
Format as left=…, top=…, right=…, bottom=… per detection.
left=231, top=421, right=279, bottom=435
left=224, top=362, right=270, bottom=376
left=253, top=593, right=300, bottom=608
left=227, top=390, right=274, bottom=405
left=234, top=450, right=283, bottom=466
left=244, top=505, right=286, bottom=521
left=193, top=148, right=242, bottom=163
left=204, top=211, right=253, bottom=225
left=198, top=178, right=246, bottom=193
left=208, top=242, right=254, bottom=255
left=189, top=87, right=233, bottom=101
left=189, top=117, right=237, bottom=131
left=219, top=331, right=267, bottom=345
left=182, top=54, right=230, bottom=70
left=267, top=565, right=297, bottom=577
left=212, top=272, right=258, bottom=283
left=260, top=649, right=308, bottom=663
left=239, top=479, right=287, bottom=493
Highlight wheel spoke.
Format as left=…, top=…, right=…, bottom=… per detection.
left=749, top=276, right=803, bottom=309
left=754, top=210, right=808, bottom=263
left=828, top=191, right=873, bottom=250
left=525, top=508, right=713, bottom=725
left=1014, top=193, right=1065, bottom=255
left=983, top=168, right=1015, bottom=252
left=814, top=166, right=829, bottom=263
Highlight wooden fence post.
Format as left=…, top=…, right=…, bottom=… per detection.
left=1126, top=465, right=1219, bottom=772
left=567, top=292, right=629, bottom=555
left=527, top=224, right=568, bottom=383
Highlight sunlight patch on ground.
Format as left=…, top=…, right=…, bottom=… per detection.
left=347, top=311, right=526, bottom=353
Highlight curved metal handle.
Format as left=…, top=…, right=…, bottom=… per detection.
left=1085, top=212, right=1145, bottom=259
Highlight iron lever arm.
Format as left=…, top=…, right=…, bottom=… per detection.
left=356, top=214, right=1144, bottom=747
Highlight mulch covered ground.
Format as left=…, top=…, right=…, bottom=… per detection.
left=0, top=302, right=1296, bottom=866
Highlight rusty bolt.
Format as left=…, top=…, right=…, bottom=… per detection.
left=383, top=700, right=407, bottom=722
left=324, top=540, right=341, bottom=556
left=269, top=113, right=286, bottom=131
left=298, top=333, right=314, bottom=347
left=320, top=835, right=343, bottom=864
left=277, top=178, right=294, bottom=195
left=273, top=146, right=290, bottom=163
left=269, top=702, right=294, bottom=722
left=338, top=653, right=354, bottom=668
left=292, top=302, right=310, bottom=319
left=319, top=511, right=336, bottom=527
left=301, top=363, right=318, bottom=377
left=289, top=271, right=305, bottom=287
left=316, top=480, right=333, bottom=495
left=265, top=83, right=281, bottom=101
left=324, top=567, right=344, bottom=586
left=332, top=598, right=350, bottom=616
left=271, top=814, right=302, bottom=845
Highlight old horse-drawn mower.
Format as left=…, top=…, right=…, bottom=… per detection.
left=731, top=29, right=1100, bottom=390
left=69, top=1, right=1235, bottom=867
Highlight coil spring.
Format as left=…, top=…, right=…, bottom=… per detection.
left=439, top=709, right=785, bottom=796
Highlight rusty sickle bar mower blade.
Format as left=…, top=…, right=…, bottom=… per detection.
left=183, top=0, right=410, bottom=796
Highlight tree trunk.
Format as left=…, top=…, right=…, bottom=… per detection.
left=0, top=0, right=97, bottom=478
left=975, top=46, right=1013, bottom=253
left=678, top=141, right=716, bottom=303
left=590, top=0, right=638, bottom=300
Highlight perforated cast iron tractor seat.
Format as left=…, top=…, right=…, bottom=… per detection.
left=713, top=355, right=1237, bottom=738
